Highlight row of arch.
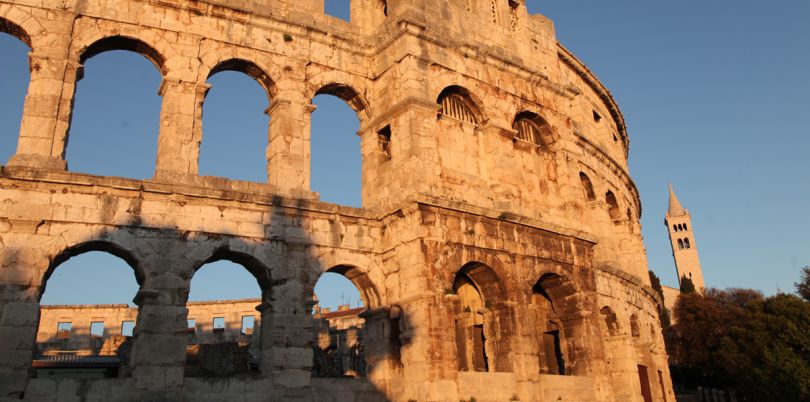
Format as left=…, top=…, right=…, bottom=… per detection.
left=437, top=85, right=555, bottom=147
left=579, top=171, right=633, bottom=222
left=672, top=223, right=688, bottom=232
left=677, top=238, right=691, bottom=250
left=33, top=237, right=595, bottom=379
left=0, top=19, right=614, bottom=184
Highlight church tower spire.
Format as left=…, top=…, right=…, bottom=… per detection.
left=665, top=185, right=705, bottom=291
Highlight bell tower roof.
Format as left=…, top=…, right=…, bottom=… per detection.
left=667, top=184, right=686, bottom=217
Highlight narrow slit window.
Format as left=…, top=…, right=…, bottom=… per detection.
left=593, top=110, right=602, bottom=123
left=378, top=125, right=392, bottom=159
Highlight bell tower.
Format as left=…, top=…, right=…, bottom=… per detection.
left=664, top=184, right=705, bottom=291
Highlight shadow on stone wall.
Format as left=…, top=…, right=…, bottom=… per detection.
left=19, top=193, right=412, bottom=402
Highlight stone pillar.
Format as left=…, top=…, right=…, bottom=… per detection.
left=130, top=279, right=188, bottom=399
left=0, top=285, right=39, bottom=399
left=358, top=306, right=400, bottom=389
left=154, top=79, right=204, bottom=181
left=255, top=300, right=274, bottom=376
left=7, top=53, right=73, bottom=170
left=266, top=96, right=312, bottom=193
left=264, top=281, right=313, bottom=392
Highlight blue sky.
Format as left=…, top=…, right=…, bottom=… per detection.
left=2, top=0, right=809, bottom=310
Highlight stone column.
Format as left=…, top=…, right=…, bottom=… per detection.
left=130, top=277, right=188, bottom=399
left=255, top=300, right=274, bottom=376
left=0, top=285, right=40, bottom=399
left=7, top=53, right=73, bottom=170
left=358, top=306, right=400, bottom=388
left=266, top=96, right=312, bottom=193
left=154, top=79, right=204, bottom=181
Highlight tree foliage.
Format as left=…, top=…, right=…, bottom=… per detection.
left=796, top=266, right=810, bottom=302
left=668, top=288, right=810, bottom=401
left=679, top=275, right=696, bottom=293
left=648, top=270, right=671, bottom=328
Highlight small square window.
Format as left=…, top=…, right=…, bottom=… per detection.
left=187, top=319, right=196, bottom=329
left=213, top=317, right=225, bottom=333
left=121, top=321, right=135, bottom=337
left=241, top=316, right=256, bottom=335
left=90, top=321, right=104, bottom=338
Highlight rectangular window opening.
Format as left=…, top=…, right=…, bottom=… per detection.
left=90, top=321, right=105, bottom=338
left=56, top=321, right=72, bottom=339
left=213, top=317, right=226, bottom=333
left=241, top=315, right=255, bottom=335
left=121, top=320, right=135, bottom=337
left=378, top=125, right=392, bottom=159
left=324, top=0, right=350, bottom=21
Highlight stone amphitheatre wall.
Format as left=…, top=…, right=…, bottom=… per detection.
left=0, top=0, right=672, bottom=401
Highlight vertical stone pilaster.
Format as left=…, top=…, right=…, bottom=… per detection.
left=154, top=79, right=203, bottom=181
left=0, top=286, right=40, bottom=399
left=266, top=97, right=312, bottom=193
left=7, top=53, right=72, bottom=170
left=130, top=280, right=188, bottom=399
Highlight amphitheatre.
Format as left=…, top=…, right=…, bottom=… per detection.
left=0, top=0, right=672, bottom=401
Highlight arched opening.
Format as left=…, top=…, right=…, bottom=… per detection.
left=600, top=306, right=619, bottom=337
left=630, top=313, right=640, bottom=337
left=451, top=262, right=510, bottom=373
left=683, top=223, right=688, bottom=231
left=0, top=20, right=31, bottom=164
left=684, top=238, right=691, bottom=249
left=437, top=86, right=481, bottom=125
left=185, top=250, right=270, bottom=377
left=579, top=172, right=596, bottom=201
left=311, top=85, right=364, bottom=207
left=67, top=36, right=164, bottom=179
left=36, top=245, right=142, bottom=379
left=199, top=59, right=273, bottom=182
left=530, top=273, right=588, bottom=376
left=605, top=190, right=621, bottom=220
left=513, top=111, right=553, bottom=146
left=311, top=265, right=377, bottom=378
left=677, top=239, right=684, bottom=250
left=532, top=274, right=566, bottom=375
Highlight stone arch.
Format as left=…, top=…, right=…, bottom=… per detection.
left=530, top=272, right=589, bottom=375
left=43, top=240, right=145, bottom=295
left=437, top=85, right=485, bottom=125
left=579, top=172, right=596, bottom=201
left=205, top=58, right=277, bottom=102
left=513, top=110, right=555, bottom=146
left=600, top=306, right=619, bottom=337
left=192, top=246, right=273, bottom=302
left=79, top=35, right=166, bottom=76
left=319, top=264, right=381, bottom=309
left=451, top=261, right=512, bottom=373
left=605, top=190, right=621, bottom=220
left=309, top=76, right=372, bottom=123
left=0, top=17, right=32, bottom=48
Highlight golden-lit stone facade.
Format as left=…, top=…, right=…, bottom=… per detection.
left=0, top=0, right=671, bottom=400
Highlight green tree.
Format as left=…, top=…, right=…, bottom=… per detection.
left=796, top=266, right=810, bottom=302
left=669, top=288, right=810, bottom=401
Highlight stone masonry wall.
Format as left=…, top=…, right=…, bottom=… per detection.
left=0, top=0, right=672, bottom=401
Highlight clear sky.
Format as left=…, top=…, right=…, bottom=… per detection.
left=2, top=0, right=809, bottom=310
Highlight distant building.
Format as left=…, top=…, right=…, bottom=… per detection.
left=661, top=185, right=705, bottom=316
